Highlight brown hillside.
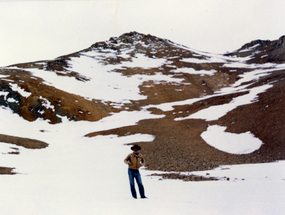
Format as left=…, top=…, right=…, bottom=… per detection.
left=2, top=32, right=285, bottom=175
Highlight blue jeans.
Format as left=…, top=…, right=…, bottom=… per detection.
left=128, top=168, right=145, bottom=198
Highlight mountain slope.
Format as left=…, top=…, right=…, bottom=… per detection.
left=1, top=31, right=285, bottom=173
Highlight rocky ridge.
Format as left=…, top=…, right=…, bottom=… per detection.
left=226, top=35, right=285, bottom=63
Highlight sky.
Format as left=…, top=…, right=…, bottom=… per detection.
left=0, top=0, right=285, bottom=66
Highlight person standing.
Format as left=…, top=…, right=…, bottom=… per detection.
left=124, top=144, right=147, bottom=199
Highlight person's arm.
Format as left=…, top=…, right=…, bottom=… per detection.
left=124, top=154, right=132, bottom=165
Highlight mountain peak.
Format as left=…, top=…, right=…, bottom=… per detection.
left=226, top=35, right=285, bottom=63
left=109, top=31, right=169, bottom=44
left=88, top=31, right=177, bottom=58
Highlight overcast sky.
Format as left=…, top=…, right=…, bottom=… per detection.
left=0, top=0, right=285, bottom=67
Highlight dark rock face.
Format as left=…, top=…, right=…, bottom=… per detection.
left=266, top=36, right=285, bottom=62
left=226, top=35, right=285, bottom=63
left=46, top=59, right=69, bottom=71
left=0, top=80, right=21, bottom=113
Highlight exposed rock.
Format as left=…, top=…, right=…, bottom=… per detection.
left=0, top=79, right=21, bottom=113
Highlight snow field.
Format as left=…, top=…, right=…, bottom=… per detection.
left=1, top=100, right=285, bottom=214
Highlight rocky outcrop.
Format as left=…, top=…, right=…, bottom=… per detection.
left=0, top=79, right=21, bottom=113
left=0, top=69, right=113, bottom=124
left=226, top=35, right=285, bottom=63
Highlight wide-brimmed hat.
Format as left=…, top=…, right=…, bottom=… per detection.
left=131, top=144, right=141, bottom=150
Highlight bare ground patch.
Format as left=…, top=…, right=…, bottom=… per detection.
left=0, top=134, right=48, bottom=149
left=0, top=167, right=16, bottom=175
left=149, top=173, right=221, bottom=181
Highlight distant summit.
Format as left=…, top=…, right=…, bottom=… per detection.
left=226, top=35, right=285, bottom=63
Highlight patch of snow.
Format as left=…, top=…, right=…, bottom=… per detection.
left=181, top=56, right=226, bottom=64
left=223, top=62, right=275, bottom=69
left=146, top=94, right=214, bottom=112
left=0, top=91, right=9, bottom=98
left=238, top=43, right=261, bottom=53
left=121, top=53, right=167, bottom=69
left=40, top=96, right=54, bottom=110
left=165, top=64, right=176, bottom=68
left=9, top=83, right=31, bottom=97
left=0, top=74, right=10, bottom=79
left=173, top=67, right=216, bottom=76
left=87, top=110, right=164, bottom=133
left=117, top=52, right=131, bottom=59
left=7, top=98, right=18, bottom=103
left=201, top=125, right=263, bottom=154
left=178, top=84, right=272, bottom=121
left=0, top=142, right=20, bottom=155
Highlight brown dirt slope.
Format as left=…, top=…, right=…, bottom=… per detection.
left=86, top=70, right=285, bottom=172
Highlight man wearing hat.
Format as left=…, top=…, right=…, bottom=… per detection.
left=124, top=144, right=147, bottom=199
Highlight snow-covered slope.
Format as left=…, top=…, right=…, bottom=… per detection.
left=1, top=32, right=285, bottom=214
left=1, top=106, right=285, bottom=215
